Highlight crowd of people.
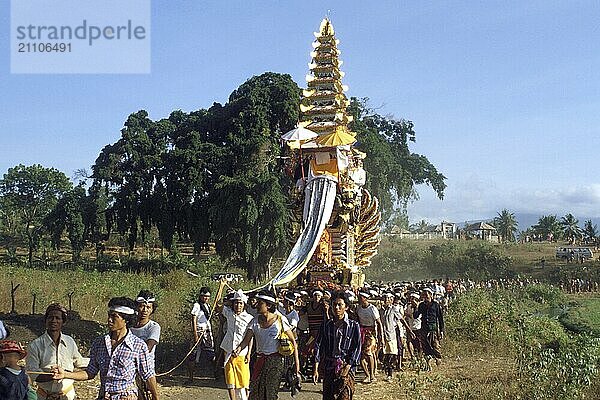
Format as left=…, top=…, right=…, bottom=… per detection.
left=1, top=276, right=585, bottom=400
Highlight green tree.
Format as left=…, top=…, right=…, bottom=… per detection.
left=209, top=72, right=300, bottom=280
left=560, top=213, right=581, bottom=244
left=582, top=220, right=597, bottom=244
left=0, top=164, right=72, bottom=265
left=92, top=111, right=165, bottom=251
left=533, top=215, right=562, bottom=241
left=493, top=209, right=519, bottom=242
left=348, top=98, right=446, bottom=219
left=44, top=184, right=86, bottom=261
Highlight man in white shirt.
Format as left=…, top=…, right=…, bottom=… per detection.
left=27, top=303, right=88, bottom=400
left=356, top=291, right=383, bottom=383
left=404, top=293, right=422, bottom=363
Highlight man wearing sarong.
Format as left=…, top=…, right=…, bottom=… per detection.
left=355, top=290, right=382, bottom=383
left=313, top=292, right=361, bottom=400
left=27, top=303, right=88, bottom=400
left=413, top=288, right=444, bottom=367
left=380, top=293, right=413, bottom=380
left=404, top=292, right=422, bottom=362
left=221, top=290, right=253, bottom=400
left=53, top=297, right=159, bottom=400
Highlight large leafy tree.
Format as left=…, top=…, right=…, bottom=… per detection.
left=561, top=213, right=582, bottom=244
left=348, top=98, right=446, bottom=219
left=493, top=209, right=518, bottom=242
left=92, top=111, right=165, bottom=251
left=209, top=73, right=300, bottom=280
left=0, top=164, right=72, bottom=264
left=533, top=215, right=562, bottom=241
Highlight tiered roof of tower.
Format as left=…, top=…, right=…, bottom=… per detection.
left=300, top=18, right=354, bottom=143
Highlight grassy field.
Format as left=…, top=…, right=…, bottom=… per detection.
left=2, top=239, right=600, bottom=399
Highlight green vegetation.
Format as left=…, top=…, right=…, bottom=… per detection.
left=370, top=237, right=515, bottom=282
left=0, top=73, right=446, bottom=281
left=446, top=286, right=600, bottom=400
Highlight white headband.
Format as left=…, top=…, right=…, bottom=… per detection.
left=255, top=294, right=277, bottom=304
left=136, top=297, right=156, bottom=304
left=358, top=291, right=370, bottom=298
left=109, top=306, right=135, bottom=315
left=313, top=290, right=323, bottom=296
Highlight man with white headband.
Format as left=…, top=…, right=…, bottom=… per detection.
left=53, top=297, right=159, bottom=400
left=131, top=290, right=161, bottom=400
left=131, top=290, right=161, bottom=354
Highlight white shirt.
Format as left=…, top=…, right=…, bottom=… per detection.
left=191, top=302, right=211, bottom=331
left=0, top=320, right=7, bottom=339
left=27, top=332, right=89, bottom=400
left=220, top=306, right=253, bottom=356
left=249, top=314, right=292, bottom=355
left=131, top=320, right=161, bottom=354
left=356, top=303, right=380, bottom=327
left=285, top=309, right=300, bottom=329
left=405, top=303, right=421, bottom=330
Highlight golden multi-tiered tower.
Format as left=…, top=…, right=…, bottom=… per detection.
left=291, top=18, right=381, bottom=288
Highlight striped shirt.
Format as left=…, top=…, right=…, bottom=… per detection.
left=314, top=313, right=362, bottom=371
left=87, top=331, right=155, bottom=397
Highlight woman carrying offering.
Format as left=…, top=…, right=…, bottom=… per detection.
left=232, top=290, right=301, bottom=400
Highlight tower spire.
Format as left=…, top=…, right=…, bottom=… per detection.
left=300, top=18, right=354, bottom=140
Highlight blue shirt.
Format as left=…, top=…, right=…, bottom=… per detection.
left=87, top=331, right=155, bottom=397
left=314, top=313, right=361, bottom=371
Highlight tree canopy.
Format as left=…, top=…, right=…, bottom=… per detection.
left=348, top=98, right=446, bottom=220
left=0, top=164, right=72, bottom=264
left=0, top=73, right=446, bottom=280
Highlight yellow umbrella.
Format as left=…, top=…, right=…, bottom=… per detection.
left=315, top=126, right=356, bottom=147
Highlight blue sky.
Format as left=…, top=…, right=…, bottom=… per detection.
left=1, top=1, right=599, bottom=227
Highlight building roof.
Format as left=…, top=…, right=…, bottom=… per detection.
left=465, top=221, right=496, bottom=231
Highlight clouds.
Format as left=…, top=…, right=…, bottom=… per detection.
left=406, top=177, right=600, bottom=224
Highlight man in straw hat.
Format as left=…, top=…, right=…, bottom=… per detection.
left=220, top=289, right=254, bottom=400
left=53, top=297, right=159, bottom=400
left=0, top=340, right=29, bottom=400
left=27, top=303, right=88, bottom=400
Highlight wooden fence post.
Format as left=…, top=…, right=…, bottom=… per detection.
left=68, top=291, right=75, bottom=311
left=10, top=281, right=20, bottom=314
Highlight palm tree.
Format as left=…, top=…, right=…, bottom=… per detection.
left=561, top=213, right=582, bottom=244
left=533, top=215, right=562, bottom=241
left=582, top=220, right=598, bottom=244
left=493, top=209, right=518, bottom=242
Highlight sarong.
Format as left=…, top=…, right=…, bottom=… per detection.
left=359, top=326, right=376, bottom=356
left=225, top=354, right=250, bottom=389
left=322, top=369, right=355, bottom=400
left=417, top=329, right=441, bottom=359
left=249, top=353, right=284, bottom=400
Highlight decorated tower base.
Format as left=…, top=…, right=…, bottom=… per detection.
left=284, top=18, right=381, bottom=289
